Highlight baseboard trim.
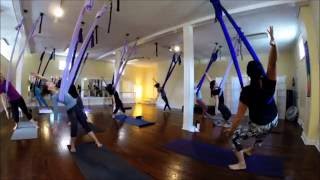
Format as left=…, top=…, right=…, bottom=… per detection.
left=301, top=131, right=320, bottom=152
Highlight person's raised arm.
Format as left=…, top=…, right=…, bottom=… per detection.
left=266, top=26, right=277, bottom=81
left=152, top=78, right=158, bottom=84
left=205, top=73, right=213, bottom=82
left=30, top=72, right=49, bottom=81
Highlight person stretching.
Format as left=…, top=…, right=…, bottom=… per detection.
left=224, top=26, right=278, bottom=170
left=154, top=81, right=171, bottom=111
left=206, top=73, right=232, bottom=127
left=194, top=86, right=210, bottom=118
left=0, top=73, right=38, bottom=130
left=106, top=84, right=125, bottom=118
left=40, top=79, right=102, bottom=152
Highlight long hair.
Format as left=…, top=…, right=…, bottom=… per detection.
left=247, top=60, right=264, bottom=88
left=41, top=85, right=51, bottom=96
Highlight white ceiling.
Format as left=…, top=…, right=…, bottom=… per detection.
left=124, top=4, right=299, bottom=65
left=1, top=0, right=300, bottom=64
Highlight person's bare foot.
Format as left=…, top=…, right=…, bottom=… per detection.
left=70, top=146, right=76, bottom=153
left=13, top=123, right=18, bottom=131
left=96, top=142, right=103, bottom=148
left=228, top=162, right=247, bottom=170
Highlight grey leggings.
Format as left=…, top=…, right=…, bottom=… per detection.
left=232, top=115, right=278, bottom=151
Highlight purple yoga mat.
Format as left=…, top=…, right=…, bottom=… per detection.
left=165, top=139, right=284, bottom=178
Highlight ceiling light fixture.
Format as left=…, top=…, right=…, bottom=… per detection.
left=53, top=6, right=64, bottom=18
left=173, top=45, right=181, bottom=52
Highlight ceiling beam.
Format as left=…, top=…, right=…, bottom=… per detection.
left=97, top=0, right=304, bottom=60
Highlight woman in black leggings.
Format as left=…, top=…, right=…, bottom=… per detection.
left=0, top=73, right=37, bottom=130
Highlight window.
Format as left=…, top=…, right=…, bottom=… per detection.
left=58, top=60, right=71, bottom=71
left=59, top=60, right=66, bottom=70
left=298, top=36, right=305, bottom=60
left=0, top=38, right=11, bottom=60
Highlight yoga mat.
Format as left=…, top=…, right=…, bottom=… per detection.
left=11, top=123, right=38, bottom=140
left=165, top=139, right=284, bottom=178
left=115, top=114, right=155, bottom=127
left=72, top=142, right=151, bottom=180
left=39, top=108, right=53, bottom=114
left=17, top=121, right=37, bottom=128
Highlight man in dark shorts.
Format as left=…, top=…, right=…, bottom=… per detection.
left=224, top=26, right=278, bottom=170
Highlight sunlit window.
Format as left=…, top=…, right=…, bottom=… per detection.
left=59, top=60, right=66, bottom=70
left=298, top=36, right=305, bottom=60
left=0, top=38, right=11, bottom=60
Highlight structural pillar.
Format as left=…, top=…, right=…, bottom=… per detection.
left=114, top=50, right=122, bottom=92
left=182, top=24, right=196, bottom=132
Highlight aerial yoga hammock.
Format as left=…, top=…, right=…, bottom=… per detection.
left=1, top=12, right=43, bottom=130
left=154, top=52, right=182, bottom=111
left=106, top=36, right=138, bottom=117
left=6, top=12, right=43, bottom=91
left=112, top=35, right=138, bottom=89
left=58, top=0, right=110, bottom=102
left=194, top=45, right=220, bottom=117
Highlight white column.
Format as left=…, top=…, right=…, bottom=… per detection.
left=114, top=50, right=121, bottom=92
left=182, top=24, right=196, bottom=132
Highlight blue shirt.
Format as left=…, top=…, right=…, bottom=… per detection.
left=52, top=92, right=77, bottom=111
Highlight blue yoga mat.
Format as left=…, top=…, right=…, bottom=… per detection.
left=72, top=143, right=150, bottom=180
left=165, top=139, right=284, bottom=178
left=115, top=114, right=155, bottom=127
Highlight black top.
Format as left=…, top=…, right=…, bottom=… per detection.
left=113, top=91, right=121, bottom=103
left=212, top=87, right=225, bottom=105
left=69, top=85, right=79, bottom=98
left=240, top=78, right=278, bottom=125
left=157, top=87, right=166, bottom=97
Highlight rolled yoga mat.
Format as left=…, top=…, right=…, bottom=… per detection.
left=115, top=114, right=155, bottom=127
left=165, top=139, right=284, bottom=178
left=72, top=142, right=151, bottom=180
left=39, top=108, right=53, bottom=114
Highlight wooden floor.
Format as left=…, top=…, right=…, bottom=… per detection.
left=0, top=104, right=319, bottom=180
